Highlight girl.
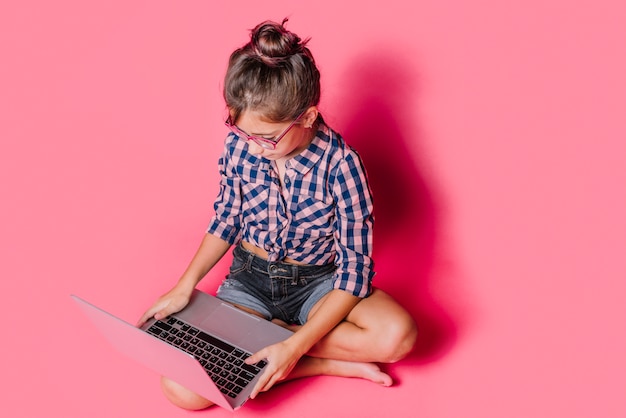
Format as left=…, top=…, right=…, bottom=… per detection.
left=138, top=19, right=417, bottom=410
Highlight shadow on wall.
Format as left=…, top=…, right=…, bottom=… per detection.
left=338, top=53, right=458, bottom=364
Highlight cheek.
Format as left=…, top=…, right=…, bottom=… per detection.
left=279, top=136, right=300, bottom=151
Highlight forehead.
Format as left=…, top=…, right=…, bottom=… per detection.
left=237, top=110, right=285, bottom=131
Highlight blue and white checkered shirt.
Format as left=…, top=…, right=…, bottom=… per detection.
left=207, top=122, right=374, bottom=298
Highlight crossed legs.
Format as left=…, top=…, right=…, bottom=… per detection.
left=161, top=288, right=417, bottom=410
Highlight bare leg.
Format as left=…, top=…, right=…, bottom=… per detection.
left=158, top=289, right=415, bottom=410
left=160, top=376, right=214, bottom=410
left=160, top=353, right=393, bottom=410
left=160, top=354, right=393, bottom=410
left=282, top=288, right=418, bottom=364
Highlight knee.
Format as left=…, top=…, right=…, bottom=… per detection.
left=377, top=315, right=418, bottom=363
left=160, top=376, right=214, bottom=410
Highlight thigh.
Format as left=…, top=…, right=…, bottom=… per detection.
left=347, top=288, right=414, bottom=328
left=216, top=268, right=273, bottom=320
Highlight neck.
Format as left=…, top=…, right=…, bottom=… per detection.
left=280, top=127, right=316, bottom=162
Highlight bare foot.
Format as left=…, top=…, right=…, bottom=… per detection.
left=293, top=357, right=393, bottom=386
left=324, top=359, right=393, bottom=386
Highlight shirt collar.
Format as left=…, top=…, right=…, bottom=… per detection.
left=288, top=123, right=331, bottom=175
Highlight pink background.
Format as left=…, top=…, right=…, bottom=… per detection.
left=2, top=1, right=625, bottom=417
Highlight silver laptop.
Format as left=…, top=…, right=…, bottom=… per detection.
left=71, top=289, right=293, bottom=411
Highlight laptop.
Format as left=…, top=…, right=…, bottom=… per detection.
left=71, top=289, right=293, bottom=411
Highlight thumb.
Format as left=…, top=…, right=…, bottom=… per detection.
left=136, top=307, right=159, bottom=327
left=136, top=301, right=170, bottom=327
left=154, top=302, right=179, bottom=321
left=154, top=308, right=168, bottom=320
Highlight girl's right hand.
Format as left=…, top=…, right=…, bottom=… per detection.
left=136, top=286, right=192, bottom=328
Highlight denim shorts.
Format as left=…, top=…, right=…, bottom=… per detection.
left=216, top=244, right=337, bottom=325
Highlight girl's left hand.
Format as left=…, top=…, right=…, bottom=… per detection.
left=245, top=340, right=304, bottom=399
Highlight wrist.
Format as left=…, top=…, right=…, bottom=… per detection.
left=284, top=327, right=317, bottom=357
left=175, top=275, right=200, bottom=294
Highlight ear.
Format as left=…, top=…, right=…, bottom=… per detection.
left=302, top=106, right=319, bottom=128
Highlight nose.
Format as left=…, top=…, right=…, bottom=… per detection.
left=247, top=141, right=264, bottom=155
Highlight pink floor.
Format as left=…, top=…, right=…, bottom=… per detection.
left=3, top=1, right=626, bottom=417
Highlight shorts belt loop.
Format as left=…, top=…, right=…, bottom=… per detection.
left=245, top=253, right=254, bottom=273
left=291, top=265, right=298, bottom=285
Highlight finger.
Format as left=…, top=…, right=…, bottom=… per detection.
left=250, top=380, right=262, bottom=399
left=258, top=371, right=282, bottom=395
left=136, top=307, right=159, bottom=327
left=245, top=349, right=266, bottom=365
left=250, top=368, right=273, bottom=399
left=136, top=300, right=169, bottom=327
left=154, top=307, right=170, bottom=320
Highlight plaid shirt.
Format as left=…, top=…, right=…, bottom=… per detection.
left=207, top=123, right=374, bottom=298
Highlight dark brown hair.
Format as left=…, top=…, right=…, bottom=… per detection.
left=223, top=19, right=321, bottom=123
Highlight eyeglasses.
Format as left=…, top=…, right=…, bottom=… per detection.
left=225, top=111, right=305, bottom=150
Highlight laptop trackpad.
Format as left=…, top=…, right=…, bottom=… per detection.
left=201, top=303, right=261, bottom=344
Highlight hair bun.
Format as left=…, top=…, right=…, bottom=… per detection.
left=250, top=19, right=306, bottom=64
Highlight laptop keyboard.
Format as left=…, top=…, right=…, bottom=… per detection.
left=146, top=316, right=267, bottom=399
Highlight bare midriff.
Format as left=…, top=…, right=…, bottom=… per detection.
left=241, top=241, right=309, bottom=266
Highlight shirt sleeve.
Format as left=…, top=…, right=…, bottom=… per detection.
left=330, top=150, right=375, bottom=298
left=206, top=136, right=243, bottom=244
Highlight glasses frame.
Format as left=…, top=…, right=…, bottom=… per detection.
left=225, top=111, right=306, bottom=150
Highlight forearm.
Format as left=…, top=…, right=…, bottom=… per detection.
left=286, top=289, right=360, bottom=356
left=176, top=233, right=231, bottom=293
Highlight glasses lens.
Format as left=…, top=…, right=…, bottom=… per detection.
left=226, top=112, right=303, bottom=151
left=253, top=137, right=276, bottom=150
